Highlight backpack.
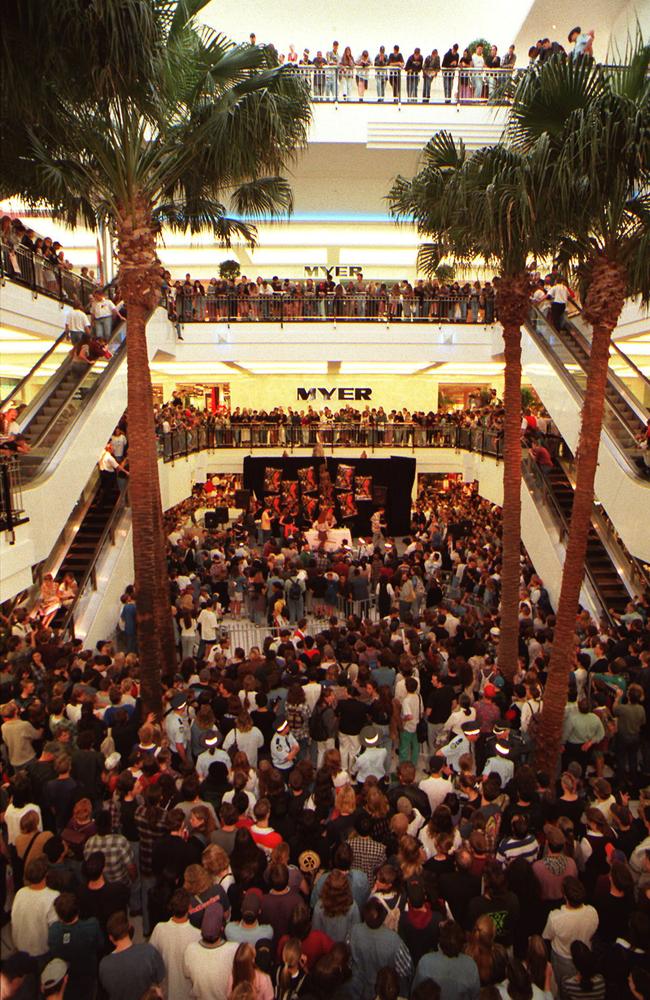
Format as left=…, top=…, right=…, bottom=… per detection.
left=525, top=700, right=543, bottom=746
left=376, top=892, right=401, bottom=932
left=288, top=579, right=302, bottom=602
left=309, top=703, right=328, bottom=742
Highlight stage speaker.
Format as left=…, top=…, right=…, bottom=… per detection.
left=234, top=489, right=251, bottom=509
left=205, top=507, right=229, bottom=529
left=372, top=485, right=388, bottom=505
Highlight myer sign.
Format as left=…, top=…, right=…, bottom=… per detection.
left=304, top=266, right=363, bottom=278
left=297, top=387, right=372, bottom=401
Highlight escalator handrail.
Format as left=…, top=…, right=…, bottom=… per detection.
left=522, top=456, right=616, bottom=626
left=0, top=331, right=70, bottom=412
left=526, top=308, right=648, bottom=473
left=59, top=486, right=129, bottom=641
left=562, top=308, right=649, bottom=426
left=23, top=322, right=128, bottom=454
left=21, top=335, right=127, bottom=486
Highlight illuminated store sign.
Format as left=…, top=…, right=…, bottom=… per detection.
left=297, top=387, right=372, bottom=401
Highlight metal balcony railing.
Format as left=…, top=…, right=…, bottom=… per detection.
left=157, top=421, right=507, bottom=460
left=167, top=292, right=498, bottom=325
left=0, top=457, right=29, bottom=541
left=288, top=64, right=517, bottom=105
left=0, top=241, right=98, bottom=307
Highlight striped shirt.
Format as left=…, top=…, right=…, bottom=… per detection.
left=496, top=832, right=540, bottom=866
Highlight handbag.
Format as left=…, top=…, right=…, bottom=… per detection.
left=416, top=694, right=428, bottom=744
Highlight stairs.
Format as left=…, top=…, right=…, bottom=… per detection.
left=545, top=466, right=631, bottom=613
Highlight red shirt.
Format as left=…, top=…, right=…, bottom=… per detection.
left=277, top=929, right=334, bottom=969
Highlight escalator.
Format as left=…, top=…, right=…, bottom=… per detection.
left=40, top=468, right=129, bottom=638
left=525, top=304, right=649, bottom=474
left=6, top=320, right=127, bottom=483
left=522, top=456, right=633, bottom=622
left=543, top=464, right=631, bottom=614
left=523, top=304, right=650, bottom=563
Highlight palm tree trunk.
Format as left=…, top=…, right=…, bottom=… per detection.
left=495, top=275, right=530, bottom=680
left=535, top=257, right=626, bottom=773
left=116, top=197, right=176, bottom=715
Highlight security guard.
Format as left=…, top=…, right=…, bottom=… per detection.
left=270, top=717, right=299, bottom=775
left=351, top=725, right=389, bottom=783
left=195, top=730, right=230, bottom=780
left=439, top=719, right=480, bottom=773
left=165, top=691, right=191, bottom=768
left=485, top=721, right=526, bottom=765
left=482, top=737, right=515, bottom=784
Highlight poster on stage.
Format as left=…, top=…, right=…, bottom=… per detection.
left=354, top=475, right=372, bottom=500
left=298, top=466, right=318, bottom=493
left=281, top=480, right=299, bottom=503
left=338, top=492, right=358, bottom=519
left=302, top=496, right=319, bottom=520
left=264, top=467, right=283, bottom=493
left=267, top=494, right=282, bottom=514
left=335, top=464, right=354, bottom=490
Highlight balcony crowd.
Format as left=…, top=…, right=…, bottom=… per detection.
left=250, top=25, right=594, bottom=104
left=162, top=265, right=578, bottom=326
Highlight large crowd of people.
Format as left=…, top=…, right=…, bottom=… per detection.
left=1, top=443, right=649, bottom=1000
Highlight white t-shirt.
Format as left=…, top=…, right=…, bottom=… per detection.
left=99, top=451, right=119, bottom=472
left=197, top=609, right=218, bottom=641
left=221, top=726, right=264, bottom=767
left=11, top=885, right=59, bottom=956
left=401, top=692, right=421, bottom=734
left=5, top=802, right=42, bottom=845
left=419, top=775, right=453, bottom=814
left=549, top=283, right=570, bottom=304
left=92, top=299, right=116, bottom=319
left=150, top=919, right=201, bottom=1000
left=183, top=940, right=238, bottom=1000
left=543, top=903, right=598, bottom=959
left=69, top=308, right=90, bottom=332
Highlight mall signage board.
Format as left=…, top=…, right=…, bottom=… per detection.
left=297, top=387, right=372, bottom=401
left=303, top=266, right=363, bottom=278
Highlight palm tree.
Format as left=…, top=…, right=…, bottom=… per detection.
left=507, top=50, right=650, bottom=771
left=0, top=1, right=311, bottom=713
left=389, top=133, right=557, bottom=679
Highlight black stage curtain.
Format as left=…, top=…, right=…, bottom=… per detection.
left=242, top=456, right=415, bottom=536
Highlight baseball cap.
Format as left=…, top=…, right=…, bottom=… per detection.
left=201, top=902, right=224, bottom=941
left=483, top=683, right=497, bottom=698
left=41, top=959, right=68, bottom=991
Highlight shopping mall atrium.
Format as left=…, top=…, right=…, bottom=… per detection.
left=1, top=0, right=648, bottom=637
left=3, top=0, right=650, bottom=996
